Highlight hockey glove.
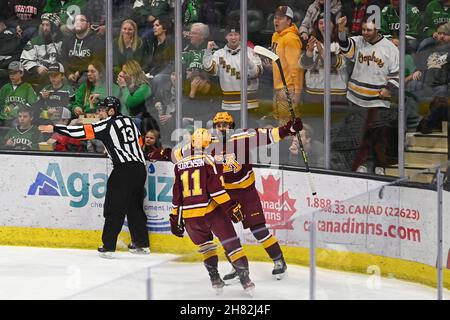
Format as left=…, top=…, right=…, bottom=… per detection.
left=147, top=147, right=172, bottom=162
left=279, top=118, right=303, bottom=138
left=229, top=202, right=244, bottom=224
left=169, top=214, right=184, bottom=238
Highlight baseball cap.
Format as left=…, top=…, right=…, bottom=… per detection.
left=225, top=24, right=240, bottom=35
left=48, top=62, right=65, bottom=74
left=274, top=6, right=294, bottom=20
left=437, top=22, right=450, bottom=35
left=8, top=61, right=24, bottom=72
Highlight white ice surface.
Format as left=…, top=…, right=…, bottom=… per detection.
left=0, top=246, right=448, bottom=300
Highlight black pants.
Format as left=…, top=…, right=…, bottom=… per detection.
left=102, top=162, right=149, bottom=251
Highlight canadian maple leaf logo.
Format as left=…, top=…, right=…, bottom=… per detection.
left=257, top=175, right=296, bottom=230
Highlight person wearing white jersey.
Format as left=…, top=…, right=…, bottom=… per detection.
left=203, top=25, right=262, bottom=128
left=332, top=15, right=399, bottom=174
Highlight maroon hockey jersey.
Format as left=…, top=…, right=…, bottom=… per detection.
left=173, top=127, right=285, bottom=191
left=172, top=152, right=236, bottom=219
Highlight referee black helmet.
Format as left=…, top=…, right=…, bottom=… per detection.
left=103, top=96, right=121, bottom=113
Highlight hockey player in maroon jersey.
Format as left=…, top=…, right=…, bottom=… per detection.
left=153, top=112, right=302, bottom=281
left=170, top=128, right=255, bottom=295
left=207, top=112, right=302, bottom=282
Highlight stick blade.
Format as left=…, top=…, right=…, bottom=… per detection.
left=254, top=45, right=279, bottom=61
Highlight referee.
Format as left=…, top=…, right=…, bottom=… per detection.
left=39, top=96, right=150, bottom=258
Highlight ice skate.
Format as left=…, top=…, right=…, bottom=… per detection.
left=208, top=267, right=225, bottom=295
left=272, top=257, right=287, bottom=280
left=238, top=269, right=255, bottom=297
left=222, top=267, right=240, bottom=285
left=128, top=243, right=150, bottom=255
left=97, top=246, right=114, bottom=259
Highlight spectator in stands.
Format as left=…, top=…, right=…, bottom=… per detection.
left=113, top=19, right=147, bottom=76
left=133, top=0, right=172, bottom=40
left=409, top=22, right=450, bottom=100
left=3, top=103, right=43, bottom=150
left=151, top=70, right=176, bottom=146
left=145, top=16, right=174, bottom=77
left=271, top=6, right=303, bottom=125
left=182, top=0, right=216, bottom=26
left=0, top=61, right=38, bottom=126
left=0, top=20, right=22, bottom=87
left=181, top=22, right=211, bottom=103
left=83, top=0, right=109, bottom=37
left=286, top=123, right=324, bottom=167
left=72, top=61, right=120, bottom=116
left=422, top=0, right=450, bottom=39
left=203, top=25, right=263, bottom=128
left=334, top=15, right=400, bottom=174
left=6, top=0, right=46, bottom=45
left=142, top=128, right=162, bottom=155
left=417, top=96, right=449, bottom=134
left=60, top=13, right=105, bottom=86
left=20, top=13, right=63, bottom=86
left=380, top=0, right=421, bottom=39
left=117, top=59, right=158, bottom=134
left=42, top=0, right=87, bottom=35
left=45, top=106, right=84, bottom=151
left=36, top=62, right=75, bottom=122
left=299, top=12, right=348, bottom=104
left=349, top=0, right=389, bottom=36
left=299, top=0, right=342, bottom=41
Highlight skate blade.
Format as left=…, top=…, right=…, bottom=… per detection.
left=214, top=287, right=224, bottom=296
left=129, top=250, right=151, bottom=255
left=223, top=277, right=240, bottom=286
left=98, top=252, right=114, bottom=259
left=244, top=286, right=255, bottom=297
left=273, top=271, right=287, bottom=280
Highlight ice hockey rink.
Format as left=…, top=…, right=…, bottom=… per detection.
left=0, top=246, right=447, bottom=300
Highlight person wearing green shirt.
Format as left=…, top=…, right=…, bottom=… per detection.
left=4, top=104, right=43, bottom=150
left=0, top=61, right=37, bottom=124
left=72, top=61, right=120, bottom=116
left=43, top=0, right=87, bottom=27
left=422, top=0, right=450, bottom=39
left=117, top=59, right=158, bottom=134
left=380, top=0, right=421, bottom=38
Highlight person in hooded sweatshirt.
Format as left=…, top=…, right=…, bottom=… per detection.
left=270, top=6, right=303, bottom=125
left=6, top=0, right=46, bottom=45
left=60, top=13, right=105, bottom=86
left=20, top=13, right=63, bottom=85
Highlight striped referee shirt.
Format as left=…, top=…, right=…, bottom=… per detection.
left=54, top=115, right=146, bottom=166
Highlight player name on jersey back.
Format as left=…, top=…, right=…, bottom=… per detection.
left=177, top=157, right=205, bottom=170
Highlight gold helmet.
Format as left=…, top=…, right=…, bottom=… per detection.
left=191, top=128, right=212, bottom=149
left=213, top=112, right=235, bottom=129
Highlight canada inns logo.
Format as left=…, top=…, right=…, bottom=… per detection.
left=257, top=175, right=296, bottom=230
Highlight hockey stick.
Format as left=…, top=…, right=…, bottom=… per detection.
left=254, top=45, right=317, bottom=196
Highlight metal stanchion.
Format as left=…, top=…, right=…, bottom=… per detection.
left=436, top=168, right=444, bottom=300
left=309, top=211, right=316, bottom=300
left=240, top=0, right=248, bottom=129
left=146, top=267, right=152, bottom=300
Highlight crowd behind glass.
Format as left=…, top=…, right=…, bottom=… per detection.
left=0, top=0, right=448, bottom=178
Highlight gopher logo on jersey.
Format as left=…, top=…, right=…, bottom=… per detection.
left=358, top=51, right=385, bottom=68
left=214, top=153, right=242, bottom=173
